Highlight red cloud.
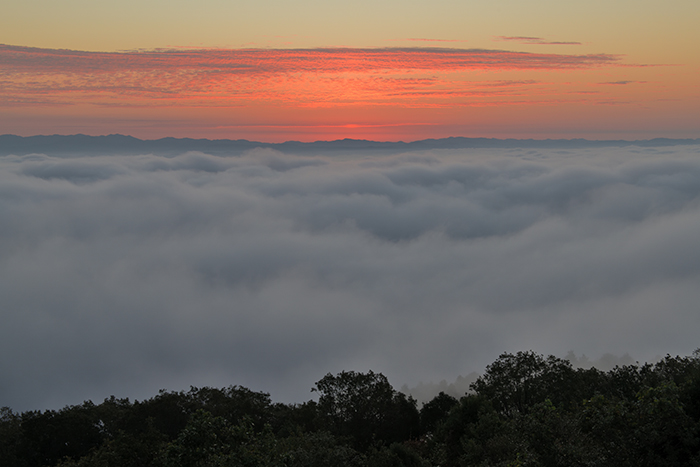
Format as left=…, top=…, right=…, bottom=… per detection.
left=0, top=44, right=624, bottom=108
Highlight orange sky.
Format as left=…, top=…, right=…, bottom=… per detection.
left=1, top=0, right=698, bottom=141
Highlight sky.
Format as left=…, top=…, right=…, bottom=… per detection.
left=1, top=0, right=699, bottom=141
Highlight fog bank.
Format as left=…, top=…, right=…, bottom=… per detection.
left=2, top=144, right=700, bottom=410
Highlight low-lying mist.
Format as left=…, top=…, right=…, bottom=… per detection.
left=2, top=143, right=700, bottom=411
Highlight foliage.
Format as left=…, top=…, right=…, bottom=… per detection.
left=4, top=351, right=700, bottom=467
left=469, top=351, right=580, bottom=416
left=419, top=392, right=458, bottom=434
left=313, top=370, right=419, bottom=450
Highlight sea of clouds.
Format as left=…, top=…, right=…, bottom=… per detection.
left=2, top=144, right=700, bottom=411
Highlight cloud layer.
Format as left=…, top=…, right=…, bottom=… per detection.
left=2, top=144, right=700, bottom=411
left=0, top=44, right=623, bottom=108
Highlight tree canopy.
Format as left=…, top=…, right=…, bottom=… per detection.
left=3, top=350, right=700, bottom=466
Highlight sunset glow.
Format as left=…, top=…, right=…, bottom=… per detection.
left=1, top=0, right=698, bottom=142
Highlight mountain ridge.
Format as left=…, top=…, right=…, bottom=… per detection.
left=2, top=133, right=699, bottom=156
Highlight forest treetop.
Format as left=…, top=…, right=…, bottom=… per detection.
left=2, top=349, right=700, bottom=466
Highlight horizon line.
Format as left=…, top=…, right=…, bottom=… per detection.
left=3, top=133, right=700, bottom=145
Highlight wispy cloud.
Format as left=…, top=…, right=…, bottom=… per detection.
left=397, top=38, right=470, bottom=43
left=0, top=44, right=624, bottom=109
left=0, top=44, right=614, bottom=73
left=495, top=36, right=582, bottom=45
left=597, top=80, right=646, bottom=85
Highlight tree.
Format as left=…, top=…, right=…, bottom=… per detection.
left=470, top=351, right=578, bottom=416
left=419, top=392, right=458, bottom=435
left=0, top=407, right=22, bottom=467
left=157, top=409, right=278, bottom=467
left=278, top=430, right=366, bottom=467
left=312, top=371, right=419, bottom=450
left=16, top=403, right=105, bottom=467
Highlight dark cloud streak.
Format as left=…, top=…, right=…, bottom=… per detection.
left=495, top=36, right=582, bottom=45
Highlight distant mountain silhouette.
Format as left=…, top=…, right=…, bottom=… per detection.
left=1, top=134, right=699, bottom=156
